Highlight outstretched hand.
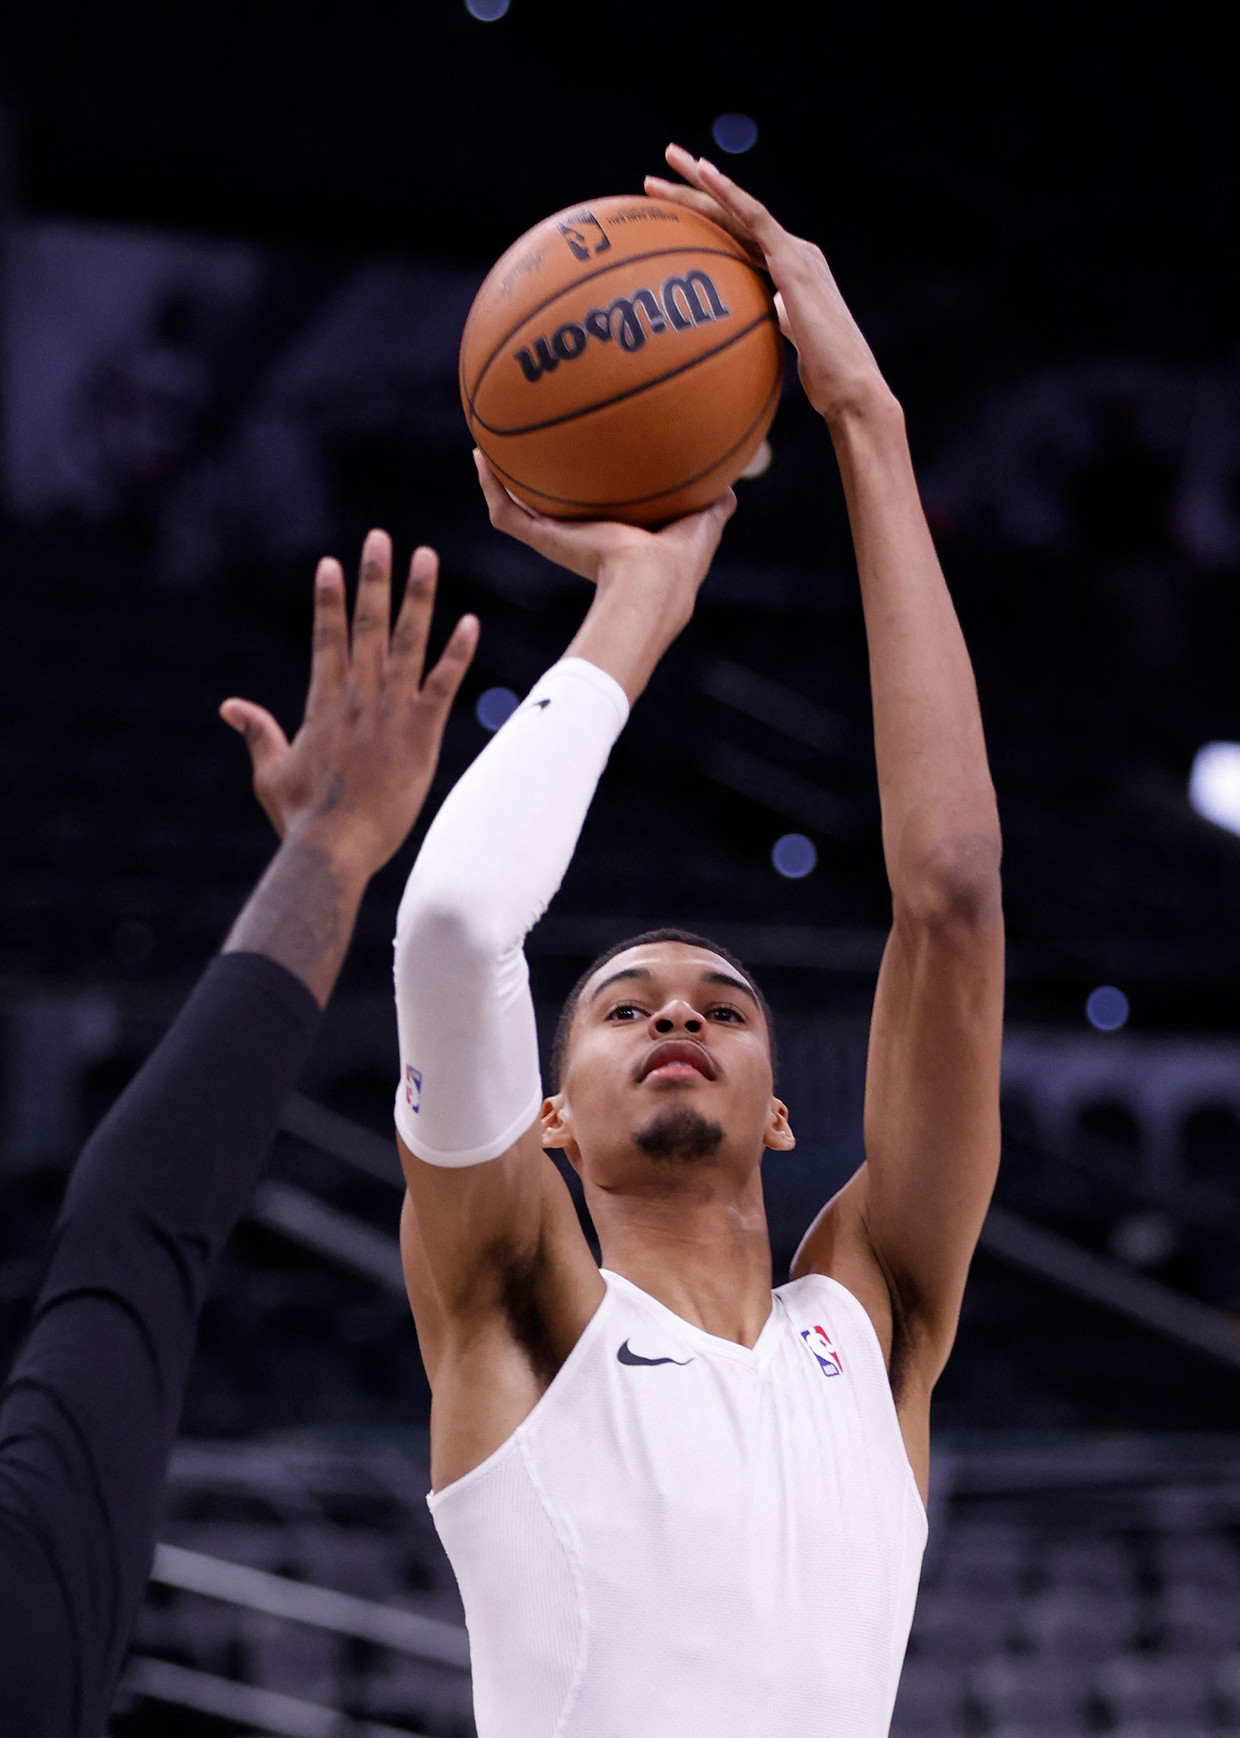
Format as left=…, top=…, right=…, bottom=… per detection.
left=221, top=533, right=478, bottom=881
left=645, top=145, right=890, bottom=424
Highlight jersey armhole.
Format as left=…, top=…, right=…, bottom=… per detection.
left=427, top=1280, right=614, bottom=1510
left=783, top=1271, right=929, bottom=1528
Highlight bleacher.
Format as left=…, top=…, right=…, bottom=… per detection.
left=899, top=1447, right=1240, bottom=1738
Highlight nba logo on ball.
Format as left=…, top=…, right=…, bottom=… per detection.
left=557, top=212, right=611, bottom=261
left=801, top=1325, right=843, bottom=1377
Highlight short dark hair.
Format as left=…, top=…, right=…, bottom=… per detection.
left=549, top=928, right=776, bottom=1090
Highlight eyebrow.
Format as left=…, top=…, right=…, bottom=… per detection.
left=587, top=966, right=757, bottom=1006
left=588, top=966, right=653, bottom=1004
left=701, top=971, right=758, bottom=1003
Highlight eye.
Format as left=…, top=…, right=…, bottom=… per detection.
left=708, top=1005, right=745, bottom=1024
left=606, top=1002, right=646, bottom=1022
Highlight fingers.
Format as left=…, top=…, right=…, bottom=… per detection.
left=643, top=172, right=727, bottom=225
left=643, top=175, right=765, bottom=265
left=304, top=557, right=349, bottom=720
left=350, top=528, right=393, bottom=697
left=389, top=545, right=439, bottom=688
left=657, top=487, right=739, bottom=554
left=663, top=143, right=714, bottom=196
left=416, top=611, right=480, bottom=728
left=665, top=144, right=787, bottom=256
left=474, top=449, right=541, bottom=537
left=694, top=487, right=740, bottom=542
left=474, top=449, right=585, bottom=569
left=219, top=699, right=290, bottom=775
left=773, top=289, right=794, bottom=343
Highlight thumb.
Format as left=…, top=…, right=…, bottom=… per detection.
left=219, top=699, right=289, bottom=774
left=686, top=487, right=739, bottom=550
left=773, top=290, right=794, bottom=344
left=658, top=487, right=738, bottom=551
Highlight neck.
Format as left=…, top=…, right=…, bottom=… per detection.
left=587, top=1167, right=773, bottom=1348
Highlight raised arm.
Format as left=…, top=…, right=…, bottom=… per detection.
left=222, top=533, right=478, bottom=1000
left=393, top=472, right=735, bottom=1488
left=649, top=151, right=1003, bottom=1476
left=0, top=533, right=475, bottom=1738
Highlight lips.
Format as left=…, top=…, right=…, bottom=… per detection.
left=637, top=1038, right=717, bottom=1083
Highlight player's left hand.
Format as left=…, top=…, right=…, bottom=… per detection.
left=220, top=532, right=478, bottom=881
left=645, top=145, right=892, bottom=425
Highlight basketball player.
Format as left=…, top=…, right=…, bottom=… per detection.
left=0, top=537, right=475, bottom=1737
left=392, top=148, right=1003, bottom=1737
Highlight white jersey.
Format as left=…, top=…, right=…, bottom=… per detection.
left=428, top=1267, right=927, bottom=1738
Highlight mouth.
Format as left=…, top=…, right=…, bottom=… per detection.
left=637, top=1039, right=717, bottom=1084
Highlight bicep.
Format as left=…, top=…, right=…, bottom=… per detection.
left=860, top=905, right=1004, bottom=1364
left=397, top=1121, right=597, bottom=1358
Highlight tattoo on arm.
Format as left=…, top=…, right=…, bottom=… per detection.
left=314, top=771, right=346, bottom=817
left=223, top=836, right=363, bottom=1009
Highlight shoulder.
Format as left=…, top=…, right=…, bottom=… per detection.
left=776, top=1270, right=886, bottom=1374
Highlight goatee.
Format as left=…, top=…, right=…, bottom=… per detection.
left=633, top=1105, right=725, bottom=1163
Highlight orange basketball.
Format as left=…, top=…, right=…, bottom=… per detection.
left=459, top=195, right=783, bottom=526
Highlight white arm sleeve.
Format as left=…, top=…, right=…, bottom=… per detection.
left=393, top=656, right=630, bottom=1166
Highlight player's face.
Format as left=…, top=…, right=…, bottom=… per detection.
left=543, top=942, right=794, bottom=1183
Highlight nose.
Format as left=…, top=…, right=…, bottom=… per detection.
left=650, top=998, right=703, bottom=1037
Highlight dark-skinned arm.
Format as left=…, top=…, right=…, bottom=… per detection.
left=0, top=534, right=475, bottom=1738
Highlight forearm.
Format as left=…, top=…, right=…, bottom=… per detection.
left=829, top=393, right=1000, bottom=901
left=0, top=952, right=320, bottom=1736
left=394, top=656, right=628, bottom=1162
left=223, top=824, right=370, bottom=1009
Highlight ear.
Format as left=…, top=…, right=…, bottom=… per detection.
left=541, top=1093, right=581, bottom=1166
left=763, top=1095, right=796, bottom=1152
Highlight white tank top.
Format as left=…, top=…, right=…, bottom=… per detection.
left=428, top=1268, right=926, bottom=1738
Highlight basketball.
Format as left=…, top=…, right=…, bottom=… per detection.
left=459, top=195, right=784, bottom=526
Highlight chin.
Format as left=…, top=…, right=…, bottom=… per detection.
left=632, top=1105, right=726, bottom=1163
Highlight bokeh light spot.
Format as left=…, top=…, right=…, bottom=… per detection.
left=465, top=0, right=510, bottom=19
left=711, top=113, right=758, bottom=155
left=1189, top=741, right=1240, bottom=837
left=771, top=833, right=817, bottom=879
left=476, top=686, right=519, bottom=731
left=1086, top=985, right=1130, bottom=1032
left=1108, top=1210, right=1178, bottom=1270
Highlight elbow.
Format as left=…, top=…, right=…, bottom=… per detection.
left=893, top=830, right=1003, bottom=938
left=394, top=879, right=509, bottom=978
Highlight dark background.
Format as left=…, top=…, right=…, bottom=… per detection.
left=7, top=7, right=1240, bottom=1734
left=3, top=0, right=1240, bottom=1480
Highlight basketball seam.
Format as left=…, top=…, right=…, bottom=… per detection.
left=480, top=360, right=784, bottom=511
left=463, top=243, right=769, bottom=409
left=467, top=311, right=780, bottom=439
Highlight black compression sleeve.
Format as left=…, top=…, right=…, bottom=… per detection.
left=0, top=951, right=320, bottom=1738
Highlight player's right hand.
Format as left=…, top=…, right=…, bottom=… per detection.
left=646, top=145, right=894, bottom=427
left=474, top=447, right=734, bottom=637
left=220, top=532, right=478, bottom=882
left=474, top=451, right=736, bottom=705
left=473, top=449, right=735, bottom=592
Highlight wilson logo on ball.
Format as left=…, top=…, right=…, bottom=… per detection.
left=513, top=269, right=731, bottom=384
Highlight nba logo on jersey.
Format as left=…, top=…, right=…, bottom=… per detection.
left=406, top=1066, right=422, bottom=1113
left=801, top=1324, right=843, bottom=1377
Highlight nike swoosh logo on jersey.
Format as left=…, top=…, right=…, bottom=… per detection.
left=616, top=1339, right=693, bottom=1368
